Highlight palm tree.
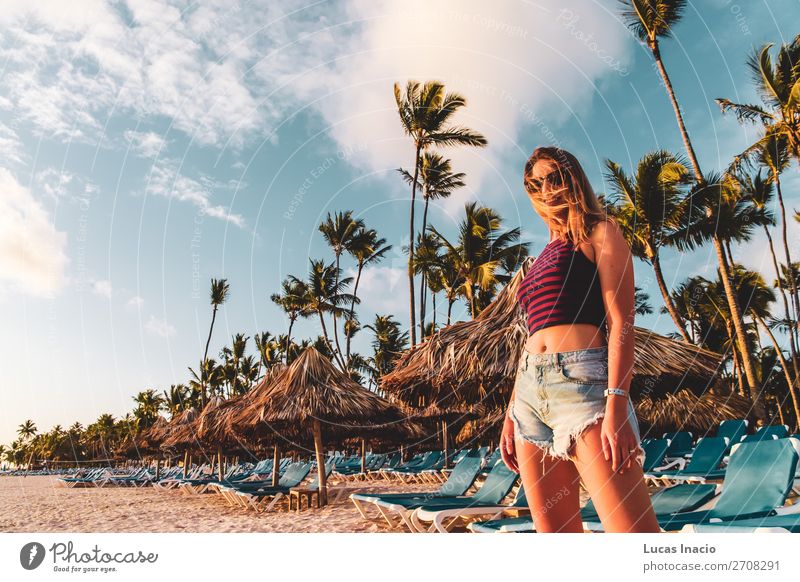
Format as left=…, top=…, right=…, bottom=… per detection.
left=271, top=278, right=310, bottom=361
left=365, top=315, right=409, bottom=382
left=17, top=420, right=37, bottom=442
left=741, top=268, right=800, bottom=428
left=394, top=80, right=487, bottom=346
left=605, top=151, right=694, bottom=341
left=618, top=1, right=702, bottom=179
left=201, top=278, right=230, bottom=405
left=679, top=173, right=773, bottom=417
left=163, top=384, right=189, bottom=417
left=291, top=259, right=356, bottom=368
left=400, top=153, right=466, bottom=337
left=413, top=231, right=443, bottom=340
left=344, top=227, right=391, bottom=361
left=431, top=252, right=465, bottom=325
left=717, top=38, right=800, bottom=164
left=740, top=169, right=800, bottom=381
left=254, top=332, right=281, bottom=378
left=319, top=211, right=365, bottom=363
left=132, top=389, right=164, bottom=429
left=429, top=203, right=528, bottom=317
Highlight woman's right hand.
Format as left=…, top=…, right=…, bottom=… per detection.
left=500, top=412, right=519, bottom=473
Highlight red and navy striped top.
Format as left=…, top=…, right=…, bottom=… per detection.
left=517, top=237, right=606, bottom=335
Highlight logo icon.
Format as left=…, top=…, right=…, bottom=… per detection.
left=20, top=542, right=46, bottom=570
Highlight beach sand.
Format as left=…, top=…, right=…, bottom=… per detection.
left=0, top=475, right=439, bottom=533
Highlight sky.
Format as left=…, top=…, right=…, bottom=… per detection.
left=1, top=0, right=799, bottom=446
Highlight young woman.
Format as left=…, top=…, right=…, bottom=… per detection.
left=500, top=146, right=659, bottom=533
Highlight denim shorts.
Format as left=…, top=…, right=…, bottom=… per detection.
left=509, top=345, right=645, bottom=466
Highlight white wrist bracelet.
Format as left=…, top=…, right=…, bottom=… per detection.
left=604, top=387, right=628, bottom=398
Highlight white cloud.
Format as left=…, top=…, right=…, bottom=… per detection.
left=265, top=0, right=633, bottom=206
left=145, top=314, right=176, bottom=338
left=0, top=122, right=25, bottom=165
left=348, top=265, right=408, bottom=316
left=145, top=160, right=245, bottom=227
left=127, top=295, right=145, bottom=308
left=124, top=130, right=168, bottom=158
left=0, top=168, right=68, bottom=296
left=91, top=279, right=112, bottom=298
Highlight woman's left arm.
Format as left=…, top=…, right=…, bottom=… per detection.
left=591, top=219, right=637, bottom=472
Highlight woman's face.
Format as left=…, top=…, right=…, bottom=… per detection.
left=526, top=158, right=561, bottom=223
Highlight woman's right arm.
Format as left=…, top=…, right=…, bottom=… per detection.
left=500, top=388, right=519, bottom=473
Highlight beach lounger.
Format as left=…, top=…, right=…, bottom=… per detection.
left=681, top=513, right=800, bottom=533
left=641, top=438, right=671, bottom=473
left=663, top=431, right=694, bottom=458
left=652, top=438, right=799, bottom=531
left=470, top=483, right=718, bottom=533
left=645, top=437, right=728, bottom=484
left=717, top=419, right=747, bottom=450
left=406, top=461, right=519, bottom=532
left=350, top=456, right=485, bottom=530
left=229, top=462, right=312, bottom=512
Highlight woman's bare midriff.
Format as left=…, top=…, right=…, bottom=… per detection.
left=524, top=323, right=606, bottom=354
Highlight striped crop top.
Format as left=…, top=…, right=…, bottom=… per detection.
left=517, top=237, right=606, bottom=335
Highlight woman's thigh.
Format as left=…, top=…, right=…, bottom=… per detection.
left=570, top=422, right=660, bottom=533
left=515, top=436, right=583, bottom=533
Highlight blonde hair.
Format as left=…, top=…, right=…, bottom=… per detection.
left=523, top=146, right=608, bottom=246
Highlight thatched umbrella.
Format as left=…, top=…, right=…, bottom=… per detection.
left=382, top=257, right=723, bottom=408
left=157, top=407, right=198, bottom=476
left=636, top=388, right=753, bottom=437
left=234, top=347, right=402, bottom=505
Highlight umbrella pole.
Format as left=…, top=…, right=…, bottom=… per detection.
left=182, top=451, right=188, bottom=478
left=312, top=419, right=327, bottom=506
left=217, top=448, right=223, bottom=481
left=360, top=438, right=366, bottom=477
left=155, top=458, right=160, bottom=481
left=272, top=444, right=280, bottom=487
left=443, top=420, right=449, bottom=469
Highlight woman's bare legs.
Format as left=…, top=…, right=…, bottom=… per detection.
left=571, top=422, right=660, bottom=532
left=515, top=435, right=583, bottom=532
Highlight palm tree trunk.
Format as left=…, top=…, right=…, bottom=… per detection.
left=346, top=262, right=365, bottom=360
left=419, top=196, right=431, bottom=341
left=773, top=174, right=800, bottom=350
left=286, top=318, right=296, bottom=363
left=755, top=314, right=800, bottom=430
left=713, top=237, right=764, bottom=419
left=202, top=306, right=218, bottom=405
left=447, top=297, right=454, bottom=325
left=651, top=253, right=691, bottom=342
left=650, top=42, right=704, bottom=182
left=312, top=419, right=327, bottom=506
left=764, top=225, right=800, bottom=381
left=432, top=292, right=437, bottom=330
left=408, top=143, right=422, bottom=347
left=317, top=312, right=337, bottom=364
left=331, top=254, right=346, bottom=368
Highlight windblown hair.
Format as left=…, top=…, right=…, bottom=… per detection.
left=523, top=146, right=608, bottom=246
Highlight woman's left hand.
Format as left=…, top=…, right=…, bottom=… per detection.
left=601, top=397, right=637, bottom=473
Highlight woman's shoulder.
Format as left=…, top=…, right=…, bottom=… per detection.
left=587, top=217, right=623, bottom=244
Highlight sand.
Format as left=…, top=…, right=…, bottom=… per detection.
left=0, top=475, right=440, bottom=533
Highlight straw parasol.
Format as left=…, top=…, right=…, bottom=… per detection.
left=635, top=388, right=754, bottom=437
left=382, top=257, right=723, bottom=408
left=233, top=346, right=403, bottom=505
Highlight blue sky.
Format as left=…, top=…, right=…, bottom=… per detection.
left=1, top=0, right=798, bottom=446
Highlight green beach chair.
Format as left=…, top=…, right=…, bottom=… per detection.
left=469, top=482, right=718, bottom=533
left=350, top=455, right=485, bottom=529
left=645, top=436, right=728, bottom=484
left=655, top=438, right=798, bottom=531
